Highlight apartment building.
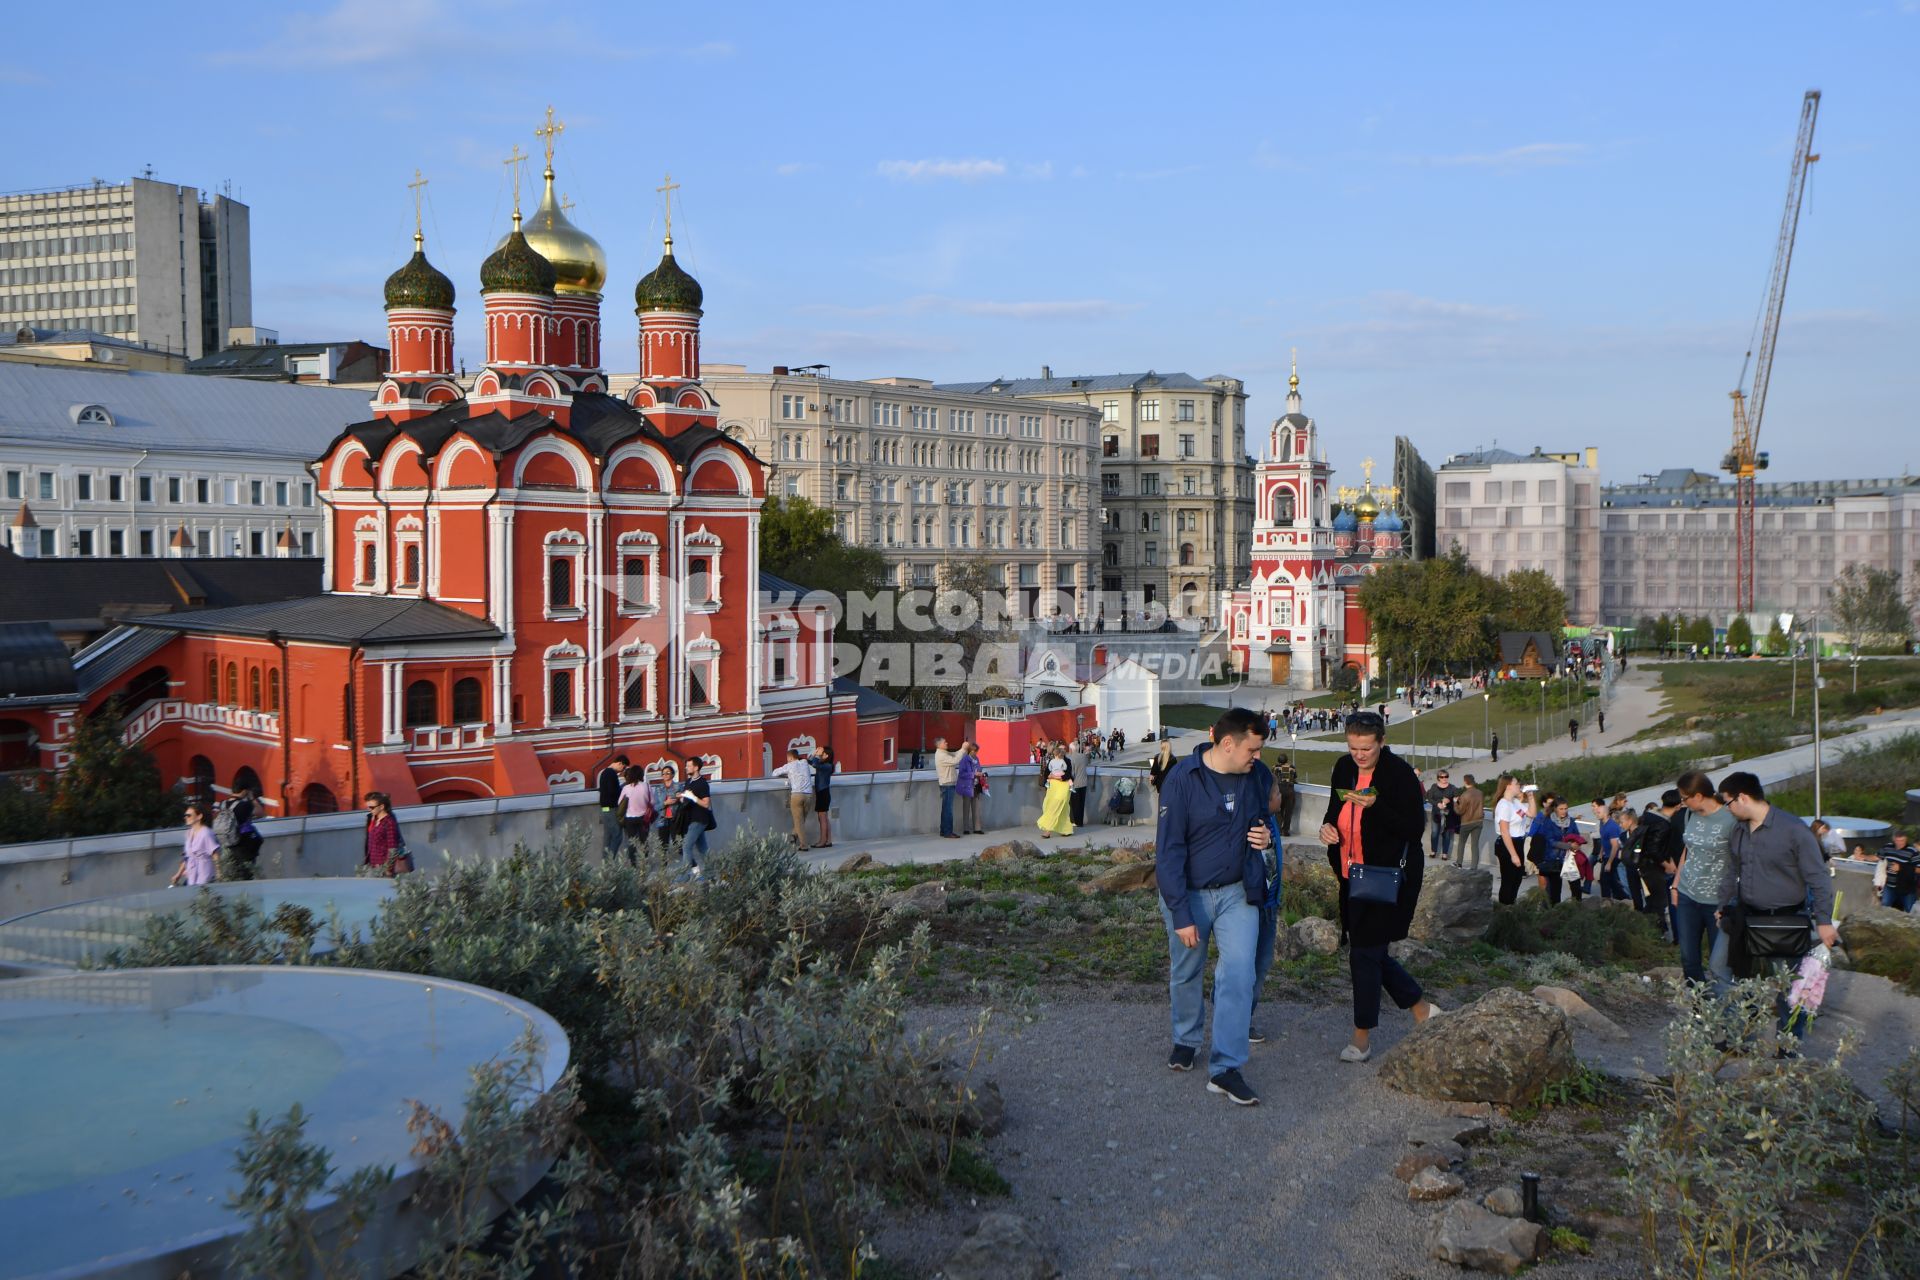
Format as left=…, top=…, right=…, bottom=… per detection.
left=933, top=371, right=1254, bottom=619
left=1599, top=469, right=1920, bottom=622
left=0, top=177, right=252, bottom=360
left=0, top=362, right=369, bottom=560
left=1435, top=446, right=1602, bottom=623
left=694, top=365, right=1100, bottom=610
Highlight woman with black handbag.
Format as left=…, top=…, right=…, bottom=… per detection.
left=1318, top=710, right=1442, bottom=1063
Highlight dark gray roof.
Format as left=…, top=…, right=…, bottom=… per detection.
left=130, top=596, right=501, bottom=645
left=1497, top=631, right=1560, bottom=665
left=0, top=325, right=168, bottom=355
left=831, top=676, right=904, bottom=719
left=0, top=363, right=371, bottom=459
left=758, top=570, right=816, bottom=600
left=0, top=551, right=324, bottom=628
left=71, top=625, right=176, bottom=696
left=934, top=371, right=1224, bottom=397
left=0, top=622, right=77, bottom=700
left=1440, top=448, right=1530, bottom=468
left=326, top=392, right=739, bottom=472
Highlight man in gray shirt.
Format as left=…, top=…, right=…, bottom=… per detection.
left=1721, top=771, right=1838, bottom=1037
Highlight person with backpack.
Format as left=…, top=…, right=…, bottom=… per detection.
left=211, top=795, right=247, bottom=880
left=1271, top=752, right=1299, bottom=837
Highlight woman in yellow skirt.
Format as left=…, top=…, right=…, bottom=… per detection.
left=1038, top=744, right=1075, bottom=838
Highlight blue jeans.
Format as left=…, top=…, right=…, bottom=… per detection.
left=1674, top=891, right=1721, bottom=986
left=1882, top=886, right=1917, bottom=913
left=680, top=823, right=710, bottom=871
left=1431, top=815, right=1452, bottom=857
left=1252, top=906, right=1278, bottom=1014
left=939, top=784, right=956, bottom=837
left=1350, top=943, right=1423, bottom=1031
left=601, top=807, right=623, bottom=857
left=1160, top=886, right=1258, bottom=1076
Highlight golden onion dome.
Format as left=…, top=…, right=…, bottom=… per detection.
left=500, top=167, right=607, bottom=297
left=1352, top=489, right=1381, bottom=520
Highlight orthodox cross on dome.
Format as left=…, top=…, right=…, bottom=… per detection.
left=1290, top=347, right=1300, bottom=391
left=657, top=172, right=681, bottom=245
left=534, top=105, right=565, bottom=177
left=1361, top=457, right=1376, bottom=484
left=406, top=168, right=429, bottom=248
left=502, top=145, right=529, bottom=226
left=560, top=193, right=574, bottom=213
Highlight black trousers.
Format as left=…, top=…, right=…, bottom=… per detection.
left=1350, top=943, right=1422, bottom=1031
left=1497, top=848, right=1527, bottom=904
left=1070, top=786, right=1087, bottom=825
left=1276, top=788, right=1297, bottom=836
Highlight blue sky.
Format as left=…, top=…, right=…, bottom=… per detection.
left=4, top=1, right=1916, bottom=484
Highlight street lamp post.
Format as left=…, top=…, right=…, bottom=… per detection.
left=1538, top=679, right=1547, bottom=743
left=1483, top=691, right=1491, bottom=753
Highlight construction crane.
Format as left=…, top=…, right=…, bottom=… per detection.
left=1725, top=89, right=1821, bottom=613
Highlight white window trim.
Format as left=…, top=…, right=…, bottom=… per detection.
left=685, top=637, right=721, bottom=715
left=683, top=529, right=724, bottom=614
left=618, top=642, right=659, bottom=721
left=615, top=532, right=661, bottom=616
left=543, top=529, right=588, bottom=620
left=763, top=620, right=800, bottom=690
left=543, top=641, right=586, bottom=727
left=352, top=515, right=384, bottom=591
left=393, top=516, right=425, bottom=594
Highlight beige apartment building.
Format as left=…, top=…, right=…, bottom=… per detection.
left=694, top=365, right=1099, bottom=611
left=0, top=177, right=252, bottom=360
left=934, top=371, right=1254, bottom=620
left=1435, top=446, right=1603, bottom=624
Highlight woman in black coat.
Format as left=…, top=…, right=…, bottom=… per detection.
left=1318, top=710, right=1442, bottom=1062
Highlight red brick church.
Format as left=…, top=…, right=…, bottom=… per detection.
left=0, top=146, right=898, bottom=817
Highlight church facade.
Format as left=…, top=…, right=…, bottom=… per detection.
left=1220, top=366, right=1405, bottom=691
left=1, top=133, right=899, bottom=816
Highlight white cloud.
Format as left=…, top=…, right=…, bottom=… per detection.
left=877, top=158, right=1007, bottom=182
left=1407, top=142, right=1590, bottom=169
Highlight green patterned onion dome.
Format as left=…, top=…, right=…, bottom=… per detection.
left=633, top=240, right=703, bottom=314
left=383, top=239, right=456, bottom=310
left=480, top=225, right=557, bottom=296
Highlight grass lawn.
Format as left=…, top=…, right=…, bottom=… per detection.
left=1634, top=657, right=1920, bottom=743
left=1769, top=730, right=1920, bottom=828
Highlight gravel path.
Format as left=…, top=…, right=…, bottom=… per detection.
left=885, top=998, right=1643, bottom=1279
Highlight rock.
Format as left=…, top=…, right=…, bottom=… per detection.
left=947, top=889, right=981, bottom=910
left=1427, top=1200, right=1547, bottom=1274
left=1410, top=864, right=1497, bottom=944
left=1080, top=863, right=1158, bottom=895
left=1482, top=1186, right=1526, bottom=1218
left=979, top=840, right=1040, bottom=862
left=942, top=1212, right=1059, bottom=1280
left=1443, top=1101, right=1496, bottom=1121
left=1409, top=1166, right=1466, bottom=1202
left=1109, top=845, right=1151, bottom=864
left=1378, top=988, right=1577, bottom=1106
left=956, top=1079, right=1005, bottom=1138
left=1390, top=939, right=1440, bottom=965
left=1409, top=1117, right=1490, bottom=1147
left=1838, top=900, right=1920, bottom=983
left=1530, top=985, right=1628, bottom=1041
left=1290, top=916, right=1341, bottom=956
left=836, top=852, right=874, bottom=872
left=1646, top=966, right=1683, bottom=983
left=882, top=880, right=948, bottom=917
left=1394, top=1145, right=1459, bottom=1181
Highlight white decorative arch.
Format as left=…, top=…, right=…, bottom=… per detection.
left=543, top=527, right=586, bottom=547
left=543, top=640, right=587, bottom=661
left=353, top=515, right=381, bottom=532
left=513, top=436, right=592, bottom=489
left=328, top=443, right=373, bottom=490
left=377, top=440, right=428, bottom=489
left=433, top=438, right=491, bottom=488
left=420, top=776, right=498, bottom=798
left=682, top=444, right=752, bottom=495
left=395, top=515, right=424, bottom=533
left=617, top=641, right=659, bottom=720
left=602, top=439, right=677, bottom=497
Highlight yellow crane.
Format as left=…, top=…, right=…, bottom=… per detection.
left=1726, top=89, right=1820, bottom=613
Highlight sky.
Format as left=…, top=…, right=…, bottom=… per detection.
left=3, top=1, right=1917, bottom=486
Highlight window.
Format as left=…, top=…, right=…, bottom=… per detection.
left=38, top=472, right=54, bottom=500
left=684, top=536, right=723, bottom=608
left=543, top=531, right=585, bottom=615
left=108, top=474, right=122, bottom=501
left=262, top=668, right=280, bottom=713
left=247, top=530, right=264, bottom=556
left=548, top=556, right=573, bottom=609
left=1510, top=480, right=1528, bottom=502
left=168, top=477, right=182, bottom=503
left=1141, top=473, right=1161, bottom=496
left=1140, top=434, right=1160, bottom=458
left=108, top=528, right=124, bottom=556
left=206, top=658, right=219, bottom=700
left=1179, top=434, right=1195, bottom=457
left=618, top=646, right=657, bottom=719
left=1103, top=435, right=1119, bottom=457
left=619, top=537, right=658, bottom=612
left=881, top=737, right=895, bottom=764
left=687, top=641, right=720, bottom=712
left=249, top=480, right=264, bottom=505
left=451, top=677, right=482, bottom=723
left=301, top=482, right=313, bottom=506
left=300, top=531, right=314, bottom=556
left=548, top=670, right=573, bottom=718
left=3, top=471, right=16, bottom=500
left=248, top=666, right=262, bottom=709
left=1538, top=480, right=1557, bottom=502
left=1140, top=399, right=1160, bottom=422
left=401, top=542, right=422, bottom=587
left=275, top=481, right=288, bottom=505
left=40, top=528, right=55, bottom=556
left=224, top=662, right=239, bottom=705
left=1144, top=541, right=1158, bottom=565
left=1102, top=400, right=1118, bottom=422
left=781, top=393, right=807, bottom=419
left=1483, top=481, right=1503, bottom=503
left=358, top=542, right=378, bottom=585
left=1177, top=399, right=1195, bottom=422
left=137, top=475, right=152, bottom=502
left=224, top=480, right=239, bottom=504
left=75, top=529, right=94, bottom=555
left=139, top=528, right=154, bottom=555
left=404, top=680, right=437, bottom=728
left=196, top=478, right=210, bottom=503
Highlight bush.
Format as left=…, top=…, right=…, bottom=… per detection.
left=1484, top=895, right=1667, bottom=967
left=105, top=828, right=1022, bottom=1275
left=1535, top=745, right=1703, bottom=806
left=1771, top=732, right=1920, bottom=827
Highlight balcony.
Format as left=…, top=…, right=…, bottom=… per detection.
left=409, top=723, right=492, bottom=754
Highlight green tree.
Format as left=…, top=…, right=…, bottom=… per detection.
left=1494, top=568, right=1570, bottom=634
left=1725, top=615, right=1754, bottom=654
left=1685, top=615, right=1715, bottom=651
left=1763, top=616, right=1788, bottom=656
left=1830, top=564, right=1913, bottom=654
left=47, top=701, right=180, bottom=838
left=0, top=775, right=51, bottom=845
left=1635, top=616, right=1660, bottom=651
left=757, top=495, right=892, bottom=647
left=1357, top=547, right=1499, bottom=675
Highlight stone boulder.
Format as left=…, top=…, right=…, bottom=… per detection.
left=1378, top=988, right=1577, bottom=1106
left=980, top=839, right=1043, bottom=863
left=1290, top=916, right=1342, bottom=956
left=1838, top=900, right=1920, bottom=985
left=942, top=1212, right=1058, bottom=1280
left=1394, top=1144, right=1461, bottom=1180
left=1410, top=1117, right=1491, bottom=1147
left=1482, top=1186, right=1525, bottom=1218
left=882, top=881, right=948, bottom=917
left=1410, top=864, right=1497, bottom=944
left=1109, top=844, right=1152, bottom=864
left=1427, top=1200, right=1547, bottom=1274
left=1409, top=1166, right=1466, bottom=1202
left=836, top=852, right=875, bottom=872
left=1081, top=863, right=1158, bottom=895
left=1530, top=985, right=1627, bottom=1041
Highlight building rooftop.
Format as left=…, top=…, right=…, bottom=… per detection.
left=186, top=341, right=387, bottom=381
left=0, top=364, right=371, bottom=458
left=129, top=596, right=501, bottom=645
left=0, top=622, right=78, bottom=701
left=0, top=326, right=176, bottom=357
left=0, top=551, right=325, bottom=630
left=934, top=371, right=1232, bottom=397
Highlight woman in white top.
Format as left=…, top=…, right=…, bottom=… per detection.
left=1491, top=774, right=1529, bottom=905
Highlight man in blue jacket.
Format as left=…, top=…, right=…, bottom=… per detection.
left=1156, top=707, right=1276, bottom=1107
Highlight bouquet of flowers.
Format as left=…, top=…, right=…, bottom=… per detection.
left=1787, top=944, right=1832, bottom=1033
